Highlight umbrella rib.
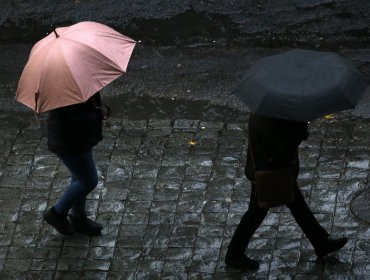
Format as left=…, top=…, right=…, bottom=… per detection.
left=59, top=36, right=126, bottom=73
left=55, top=41, right=85, bottom=100
left=57, top=37, right=127, bottom=102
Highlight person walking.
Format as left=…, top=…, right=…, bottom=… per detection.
left=225, top=113, right=348, bottom=270
left=43, top=91, right=108, bottom=236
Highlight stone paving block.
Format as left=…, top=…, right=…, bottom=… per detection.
left=168, top=235, right=195, bottom=248
left=124, top=201, right=150, bottom=214
left=121, top=212, right=150, bottom=225
left=211, top=165, right=238, bottom=180
left=203, top=200, right=229, bottom=214
left=157, top=166, right=186, bottom=181
left=132, top=165, right=160, bottom=179
left=143, top=234, right=170, bottom=248
left=107, top=271, right=135, bottom=279
left=111, top=259, right=140, bottom=272
left=2, top=113, right=370, bottom=278
left=192, top=146, right=218, bottom=157
left=173, top=213, right=201, bottom=228
left=185, top=165, right=212, bottom=182
left=173, top=119, right=199, bottom=130
left=149, top=211, right=175, bottom=225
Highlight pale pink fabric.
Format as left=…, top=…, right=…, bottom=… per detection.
left=16, top=21, right=136, bottom=113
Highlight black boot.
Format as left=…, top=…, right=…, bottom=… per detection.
left=43, top=207, right=75, bottom=236
left=225, top=250, right=259, bottom=270
left=314, top=237, right=348, bottom=258
left=69, top=215, right=103, bottom=236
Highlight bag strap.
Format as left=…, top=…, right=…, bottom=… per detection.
left=248, top=125, right=257, bottom=170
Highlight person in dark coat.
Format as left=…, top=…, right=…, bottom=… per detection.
left=225, top=113, right=348, bottom=270
left=43, top=91, right=107, bottom=236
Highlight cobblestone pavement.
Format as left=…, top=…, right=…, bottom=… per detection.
left=1, top=111, right=370, bottom=280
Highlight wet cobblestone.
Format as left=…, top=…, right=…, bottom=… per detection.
left=1, top=111, right=370, bottom=279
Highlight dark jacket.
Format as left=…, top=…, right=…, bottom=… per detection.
left=47, top=92, right=103, bottom=155
left=245, top=113, right=309, bottom=181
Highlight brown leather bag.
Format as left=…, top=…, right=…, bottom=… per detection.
left=254, top=165, right=296, bottom=208
left=249, top=132, right=297, bottom=209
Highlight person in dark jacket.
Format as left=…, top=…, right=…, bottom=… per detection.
left=43, top=92, right=107, bottom=236
left=225, top=113, right=348, bottom=270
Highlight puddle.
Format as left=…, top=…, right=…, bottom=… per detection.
left=106, top=95, right=248, bottom=123
left=350, top=188, right=370, bottom=225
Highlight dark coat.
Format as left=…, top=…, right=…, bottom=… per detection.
left=245, top=113, right=309, bottom=181
left=47, top=92, right=103, bottom=155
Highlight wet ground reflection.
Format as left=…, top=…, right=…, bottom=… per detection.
left=107, top=95, right=248, bottom=123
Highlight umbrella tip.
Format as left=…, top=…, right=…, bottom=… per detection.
left=53, top=29, right=59, bottom=38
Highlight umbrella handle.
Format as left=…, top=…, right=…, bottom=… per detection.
left=33, top=90, right=44, bottom=130
left=34, top=91, right=39, bottom=113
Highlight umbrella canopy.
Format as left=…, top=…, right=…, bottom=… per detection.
left=232, top=49, right=369, bottom=122
left=16, top=21, right=136, bottom=113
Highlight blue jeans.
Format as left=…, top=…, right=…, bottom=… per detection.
left=54, top=149, right=98, bottom=217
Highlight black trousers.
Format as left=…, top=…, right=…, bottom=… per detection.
left=228, top=183, right=329, bottom=255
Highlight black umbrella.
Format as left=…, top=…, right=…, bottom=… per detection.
left=232, top=49, right=369, bottom=122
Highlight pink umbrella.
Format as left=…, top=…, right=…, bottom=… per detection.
left=16, top=21, right=136, bottom=113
